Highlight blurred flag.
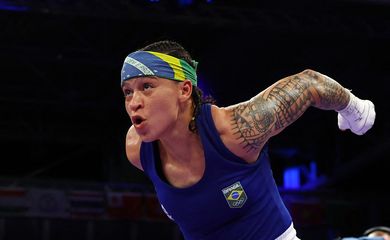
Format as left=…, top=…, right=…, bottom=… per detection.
left=106, top=192, right=143, bottom=220
left=0, top=188, right=30, bottom=216
left=28, top=188, right=69, bottom=218
left=68, top=190, right=105, bottom=219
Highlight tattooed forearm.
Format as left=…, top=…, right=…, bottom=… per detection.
left=302, top=70, right=349, bottom=110
left=230, top=69, right=350, bottom=153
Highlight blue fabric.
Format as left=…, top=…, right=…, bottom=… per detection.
left=140, top=104, right=292, bottom=240
left=121, top=51, right=197, bottom=86
left=121, top=51, right=173, bottom=82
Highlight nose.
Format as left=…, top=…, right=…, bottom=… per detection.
left=127, top=91, right=143, bottom=112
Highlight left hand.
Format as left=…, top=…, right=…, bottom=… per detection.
left=337, top=93, right=376, bottom=135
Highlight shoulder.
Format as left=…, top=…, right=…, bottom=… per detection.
left=209, top=104, right=263, bottom=163
left=209, top=104, right=231, bottom=136
left=126, top=126, right=143, bottom=171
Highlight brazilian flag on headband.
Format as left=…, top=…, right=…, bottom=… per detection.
left=121, top=51, right=197, bottom=86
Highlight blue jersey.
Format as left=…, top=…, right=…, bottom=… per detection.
left=140, top=104, right=293, bottom=240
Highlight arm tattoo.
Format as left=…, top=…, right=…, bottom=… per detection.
left=230, top=70, right=349, bottom=153
left=231, top=76, right=313, bottom=152
left=231, top=97, right=275, bottom=152
left=303, top=70, right=349, bottom=110
left=267, top=76, right=313, bottom=130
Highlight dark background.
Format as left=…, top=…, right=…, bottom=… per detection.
left=0, top=0, right=389, bottom=239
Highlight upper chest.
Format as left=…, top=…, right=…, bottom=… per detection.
left=158, top=145, right=206, bottom=189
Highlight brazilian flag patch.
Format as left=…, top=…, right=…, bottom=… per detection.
left=222, top=181, right=247, bottom=208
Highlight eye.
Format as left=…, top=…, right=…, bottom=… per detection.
left=143, top=83, right=153, bottom=90
left=123, top=88, right=133, bottom=97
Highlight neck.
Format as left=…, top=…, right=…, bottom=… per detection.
left=158, top=130, right=200, bottom=164
left=158, top=100, right=199, bottom=163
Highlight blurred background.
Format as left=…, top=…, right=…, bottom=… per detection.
left=0, top=0, right=389, bottom=239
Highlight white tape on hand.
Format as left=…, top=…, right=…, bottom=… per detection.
left=337, top=92, right=376, bottom=135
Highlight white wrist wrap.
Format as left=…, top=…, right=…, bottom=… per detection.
left=337, top=91, right=376, bottom=135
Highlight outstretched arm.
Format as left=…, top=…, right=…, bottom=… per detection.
left=224, top=69, right=374, bottom=156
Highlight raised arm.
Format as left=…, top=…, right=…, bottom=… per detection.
left=222, top=69, right=375, bottom=159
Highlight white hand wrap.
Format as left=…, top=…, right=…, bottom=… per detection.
left=337, top=91, right=376, bottom=135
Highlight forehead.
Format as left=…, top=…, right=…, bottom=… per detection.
left=122, top=76, right=158, bottom=86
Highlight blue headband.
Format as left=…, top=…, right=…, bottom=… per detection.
left=121, top=51, right=198, bottom=86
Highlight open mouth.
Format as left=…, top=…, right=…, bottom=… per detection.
left=132, top=116, right=145, bottom=126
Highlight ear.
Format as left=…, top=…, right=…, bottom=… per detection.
left=178, top=80, right=193, bottom=102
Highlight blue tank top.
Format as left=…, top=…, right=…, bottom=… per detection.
left=140, top=104, right=292, bottom=240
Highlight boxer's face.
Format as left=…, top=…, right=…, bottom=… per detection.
left=122, top=76, right=192, bottom=142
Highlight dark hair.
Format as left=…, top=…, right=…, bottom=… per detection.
left=364, top=226, right=390, bottom=236
left=140, top=40, right=215, bottom=133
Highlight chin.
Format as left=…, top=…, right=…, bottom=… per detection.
left=140, top=138, right=155, bottom=143
left=138, top=134, right=158, bottom=143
